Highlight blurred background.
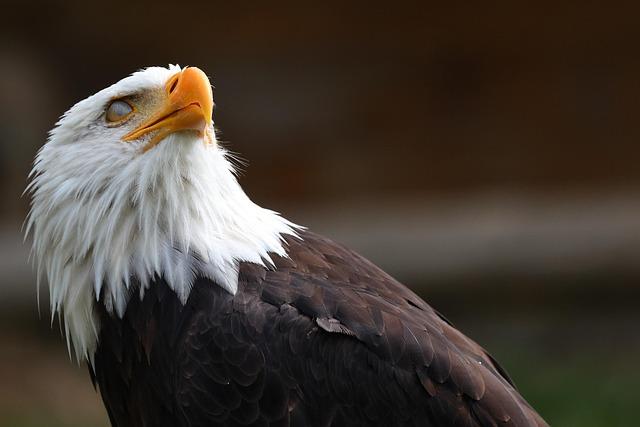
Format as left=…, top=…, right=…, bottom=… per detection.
left=2, top=1, right=640, bottom=426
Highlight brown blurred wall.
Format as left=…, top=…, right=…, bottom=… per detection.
left=1, top=2, right=639, bottom=293
left=2, top=2, right=640, bottom=212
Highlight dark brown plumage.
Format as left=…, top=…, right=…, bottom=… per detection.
left=91, top=230, right=548, bottom=427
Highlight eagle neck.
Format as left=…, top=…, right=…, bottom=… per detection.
left=28, top=137, right=298, bottom=360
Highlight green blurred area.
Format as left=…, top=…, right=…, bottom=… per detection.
left=512, top=352, right=640, bottom=427
left=433, top=278, right=640, bottom=427
left=481, top=322, right=640, bottom=427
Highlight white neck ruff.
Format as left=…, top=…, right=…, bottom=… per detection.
left=27, top=135, right=297, bottom=360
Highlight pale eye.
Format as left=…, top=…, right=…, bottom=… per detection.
left=106, top=100, right=133, bottom=122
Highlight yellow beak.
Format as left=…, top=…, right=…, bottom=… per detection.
left=123, top=67, right=214, bottom=152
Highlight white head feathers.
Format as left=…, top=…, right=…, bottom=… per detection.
left=25, top=65, right=298, bottom=360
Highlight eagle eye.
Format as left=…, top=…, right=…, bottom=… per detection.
left=106, top=99, right=134, bottom=123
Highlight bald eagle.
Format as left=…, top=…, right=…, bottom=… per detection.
left=26, top=65, right=548, bottom=427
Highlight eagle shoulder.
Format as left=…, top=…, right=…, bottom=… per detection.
left=249, top=230, right=547, bottom=427
left=94, top=230, right=547, bottom=426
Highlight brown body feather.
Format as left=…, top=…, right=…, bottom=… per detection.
left=91, top=230, right=548, bottom=427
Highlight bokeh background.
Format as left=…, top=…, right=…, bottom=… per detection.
left=2, top=2, right=640, bottom=426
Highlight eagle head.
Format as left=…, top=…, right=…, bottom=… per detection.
left=25, top=65, right=296, bottom=360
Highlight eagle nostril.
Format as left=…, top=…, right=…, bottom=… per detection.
left=168, top=77, right=179, bottom=95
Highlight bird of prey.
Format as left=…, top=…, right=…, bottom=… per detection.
left=26, top=65, right=548, bottom=426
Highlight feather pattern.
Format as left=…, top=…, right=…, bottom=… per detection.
left=93, top=231, right=548, bottom=427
